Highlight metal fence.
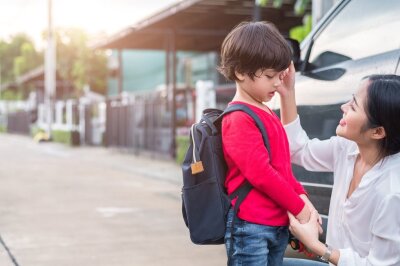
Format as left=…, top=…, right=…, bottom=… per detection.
left=105, top=93, right=173, bottom=158
left=7, top=111, right=31, bottom=135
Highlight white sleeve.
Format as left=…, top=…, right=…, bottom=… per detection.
left=338, top=194, right=400, bottom=266
left=284, top=116, right=338, bottom=172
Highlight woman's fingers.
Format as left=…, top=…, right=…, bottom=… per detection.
left=318, top=214, right=322, bottom=225
left=289, top=60, right=295, bottom=73
left=310, top=210, right=319, bottom=223
left=288, top=212, right=299, bottom=226
left=318, top=224, right=324, bottom=235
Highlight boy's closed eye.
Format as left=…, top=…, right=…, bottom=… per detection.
left=263, top=70, right=278, bottom=79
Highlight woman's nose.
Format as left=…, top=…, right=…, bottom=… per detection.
left=341, top=102, right=348, bottom=113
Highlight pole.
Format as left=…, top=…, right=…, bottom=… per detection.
left=171, top=32, right=177, bottom=159
left=45, top=0, right=56, bottom=138
left=118, top=49, right=123, bottom=95
left=253, top=0, right=261, bottom=21
left=0, top=63, right=2, bottom=100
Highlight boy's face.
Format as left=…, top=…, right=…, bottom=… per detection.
left=236, top=68, right=287, bottom=103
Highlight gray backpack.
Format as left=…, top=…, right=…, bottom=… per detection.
left=181, top=104, right=271, bottom=244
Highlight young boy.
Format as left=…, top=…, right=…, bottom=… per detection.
left=218, top=21, right=312, bottom=265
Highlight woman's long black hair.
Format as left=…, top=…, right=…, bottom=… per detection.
left=363, top=74, right=400, bottom=158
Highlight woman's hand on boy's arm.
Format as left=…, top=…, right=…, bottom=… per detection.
left=300, top=194, right=323, bottom=234
left=288, top=210, right=340, bottom=265
left=300, top=194, right=323, bottom=225
left=289, top=210, right=320, bottom=245
left=295, top=203, right=311, bottom=224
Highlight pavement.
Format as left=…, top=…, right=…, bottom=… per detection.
left=0, top=133, right=307, bottom=266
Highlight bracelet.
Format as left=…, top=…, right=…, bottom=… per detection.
left=319, top=243, right=332, bottom=262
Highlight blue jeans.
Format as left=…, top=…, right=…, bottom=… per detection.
left=225, top=208, right=289, bottom=266
left=283, top=258, right=327, bottom=266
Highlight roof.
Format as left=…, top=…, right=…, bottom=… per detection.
left=94, top=0, right=310, bottom=51
left=0, top=65, right=45, bottom=91
left=16, top=65, right=46, bottom=84
left=0, top=65, right=69, bottom=92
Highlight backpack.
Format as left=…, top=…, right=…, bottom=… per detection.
left=181, top=104, right=271, bottom=245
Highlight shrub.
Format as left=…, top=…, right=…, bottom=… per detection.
left=52, top=130, right=80, bottom=146
left=176, top=135, right=189, bottom=164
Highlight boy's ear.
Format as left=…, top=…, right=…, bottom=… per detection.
left=234, top=70, right=245, bottom=81
left=371, top=126, right=386, bottom=140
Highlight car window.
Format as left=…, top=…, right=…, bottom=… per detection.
left=308, top=0, right=400, bottom=69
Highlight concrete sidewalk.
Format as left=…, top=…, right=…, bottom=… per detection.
left=0, top=133, right=226, bottom=266
left=0, top=133, right=308, bottom=266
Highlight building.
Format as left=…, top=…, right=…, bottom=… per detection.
left=94, top=0, right=311, bottom=158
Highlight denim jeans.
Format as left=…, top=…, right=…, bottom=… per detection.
left=225, top=208, right=289, bottom=266
left=283, top=258, right=327, bottom=266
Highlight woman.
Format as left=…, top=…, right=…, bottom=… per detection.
left=278, top=65, right=400, bottom=265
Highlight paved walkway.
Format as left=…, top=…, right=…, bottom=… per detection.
left=0, top=133, right=308, bottom=266
left=0, top=133, right=226, bottom=266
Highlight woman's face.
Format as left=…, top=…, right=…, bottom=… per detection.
left=336, top=80, right=371, bottom=143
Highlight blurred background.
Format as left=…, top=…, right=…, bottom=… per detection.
left=0, top=0, right=338, bottom=161
left=0, top=1, right=338, bottom=265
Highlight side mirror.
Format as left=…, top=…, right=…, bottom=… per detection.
left=285, top=38, right=301, bottom=71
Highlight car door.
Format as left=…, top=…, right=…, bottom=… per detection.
left=396, top=53, right=400, bottom=75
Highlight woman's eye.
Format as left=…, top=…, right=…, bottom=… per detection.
left=265, top=75, right=273, bottom=79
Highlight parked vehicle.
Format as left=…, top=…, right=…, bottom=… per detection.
left=281, top=0, right=400, bottom=240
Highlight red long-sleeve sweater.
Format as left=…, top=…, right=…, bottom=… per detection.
left=222, top=101, right=306, bottom=226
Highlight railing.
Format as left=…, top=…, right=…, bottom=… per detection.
left=105, top=92, right=173, bottom=158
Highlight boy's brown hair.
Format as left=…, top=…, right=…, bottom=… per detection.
left=218, top=21, right=292, bottom=81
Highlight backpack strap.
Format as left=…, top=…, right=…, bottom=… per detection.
left=217, top=103, right=272, bottom=201
left=216, top=104, right=273, bottom=262
left=216, top=104, right=271, bottom=159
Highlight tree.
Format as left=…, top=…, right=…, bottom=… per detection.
left=0, top=34, right=41, bottom=84
left=13, top=42, right=42, bottom=78
left=255, top=0, right=312, bottom=42
left=289, top=14, right=312, bottom=42
left=53, top=28, right=107, bottom=96
left=256, top=0, right=310, bottom=14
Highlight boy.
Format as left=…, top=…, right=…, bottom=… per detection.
left=218, top=21, right=313, bottom=266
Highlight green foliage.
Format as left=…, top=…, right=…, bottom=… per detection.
left=1, top=29, right=107, bottom=99
left=290, top=14, right=312, bottom=43
left=54, top=28, right=108, bottom=95
left=0, top=124, right=6, bottom=133
left=0, top=34, right=42, bottom=84
left=256, top=0, right=269, bottom=7
left=51, top=130, right=72, bottom=145
left=294, top=0, right=311, bottom=15
left=257, top=0, right=306, bottom=10
left=256, top=0, right=283, bottom=7
left=176, top=135, right=190, bottom=164
left=13, top=42, right=42, bottom=78
left=1, top=89, right=23, bottom=100
left=52, top=129, right=81, bottom=146
left=30, top=125, right=44, bottom=137
left=272, top=0, right=283, bottom=8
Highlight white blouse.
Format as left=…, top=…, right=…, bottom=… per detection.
left=284, top=116, right=400, bottom=266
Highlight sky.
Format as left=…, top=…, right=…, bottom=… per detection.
left=0, top=0, right=178, bottom=49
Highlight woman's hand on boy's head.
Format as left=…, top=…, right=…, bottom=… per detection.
left=276, top=61, right=295, bottom=96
